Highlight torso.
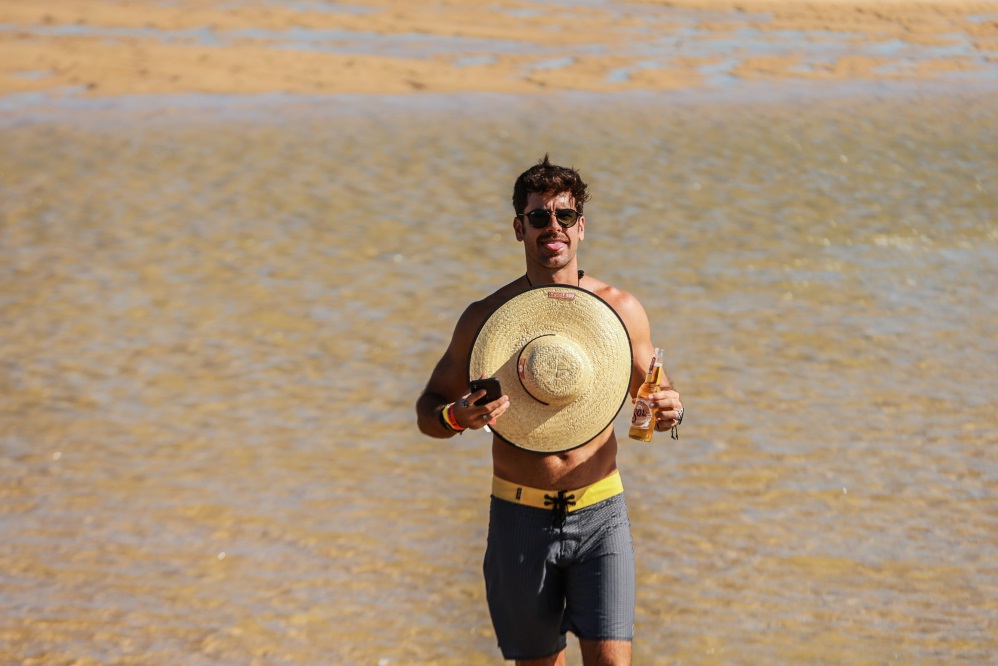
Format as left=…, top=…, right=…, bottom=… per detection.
left=482, top=273, right=632, bottom=491
left=491, top=426, right=619, bottom=490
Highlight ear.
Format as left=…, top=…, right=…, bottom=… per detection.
left=513, top=217, right=524, bottom=242
left=577, top=215, right=585, bottom=242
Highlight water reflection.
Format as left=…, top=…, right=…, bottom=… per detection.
left=1, top=86, right=996, bottom=664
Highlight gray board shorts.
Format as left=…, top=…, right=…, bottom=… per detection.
left=483, top=492, right=635, bottom=661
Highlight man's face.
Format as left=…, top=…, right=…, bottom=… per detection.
left=514, top=191, right=585, bottom=270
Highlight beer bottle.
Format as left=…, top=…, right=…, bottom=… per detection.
left=628, top=347, right=664, bottom=442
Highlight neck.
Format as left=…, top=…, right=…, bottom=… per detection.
left=524, top=267, right=584, bottom=288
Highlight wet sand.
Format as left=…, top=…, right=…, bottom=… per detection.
left=0, top=0, right=996, bottom=98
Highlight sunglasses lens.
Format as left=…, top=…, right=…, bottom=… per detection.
left=526, top=210, right=550, bottom=228
left=555, top=210, right=579, bottom=227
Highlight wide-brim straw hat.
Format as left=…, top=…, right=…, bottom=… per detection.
left=469, top=284, right=633, bottom=453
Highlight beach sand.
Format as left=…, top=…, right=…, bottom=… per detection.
left=0, top=0, right=996, bottom=98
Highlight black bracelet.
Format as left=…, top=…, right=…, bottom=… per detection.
left=438, top=402, right=465, bottom=434
left=439, top=404, right=454, bottom=431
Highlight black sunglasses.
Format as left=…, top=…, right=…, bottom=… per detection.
left=518, top=208, right=581, bottom=229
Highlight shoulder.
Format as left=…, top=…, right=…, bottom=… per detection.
left=586, top=276, right=648, bottom=326
left=452, top=279, right=525, bottom=344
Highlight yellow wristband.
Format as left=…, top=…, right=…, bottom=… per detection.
left=440, top=402, right=466, bottom=432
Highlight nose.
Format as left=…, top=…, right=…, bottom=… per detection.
left=540, top=210, right=562, bottom=231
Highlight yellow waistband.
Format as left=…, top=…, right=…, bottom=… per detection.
left=491, top=471, right=623, bottom=512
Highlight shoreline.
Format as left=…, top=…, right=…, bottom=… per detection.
left=1, top=0, right=996, bottom=102
left=3, top=78, right=996, bottom=130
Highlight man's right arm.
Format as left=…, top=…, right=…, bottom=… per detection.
left=416, top=304, right=508, bottom=438
left=416, top=341, right=469, bottom=438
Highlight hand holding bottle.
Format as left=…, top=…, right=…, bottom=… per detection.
left=649, top=387, right=683, bottom=439
left=628, top=347, right=683, bottom=441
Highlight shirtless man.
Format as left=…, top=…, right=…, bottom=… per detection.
left=416, top=155, right=683, bottom=666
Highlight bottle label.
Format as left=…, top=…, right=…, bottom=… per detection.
left=631, top=399, right=653, bottom=428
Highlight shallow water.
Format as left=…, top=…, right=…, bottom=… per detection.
left=1, top=83, right=996, bottom=665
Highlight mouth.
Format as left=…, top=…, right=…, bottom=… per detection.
left=539, top=236, right=569, bottom=253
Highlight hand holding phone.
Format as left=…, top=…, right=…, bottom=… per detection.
left=469, top=377, right=502, bottom=406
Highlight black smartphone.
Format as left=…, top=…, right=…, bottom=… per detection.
left=469, top=377, right=503, bottom=406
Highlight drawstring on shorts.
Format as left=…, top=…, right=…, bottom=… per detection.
left=544, top=490, right=577, bottom=527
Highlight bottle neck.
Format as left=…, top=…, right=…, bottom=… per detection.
left=644, top=347, right=665, bottom=385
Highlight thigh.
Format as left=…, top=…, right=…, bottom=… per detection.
left=563, top=496, right=635, bottom=642
left=484, top=498, right=568, bottom=661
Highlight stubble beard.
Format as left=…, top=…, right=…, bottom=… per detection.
left=534, top=239, right=574, bottom=270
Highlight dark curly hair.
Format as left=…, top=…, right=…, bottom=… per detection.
left=512, top=154, right=591, bottom=215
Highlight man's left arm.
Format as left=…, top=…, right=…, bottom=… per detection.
left=614, top=289, right=684, bottom=432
